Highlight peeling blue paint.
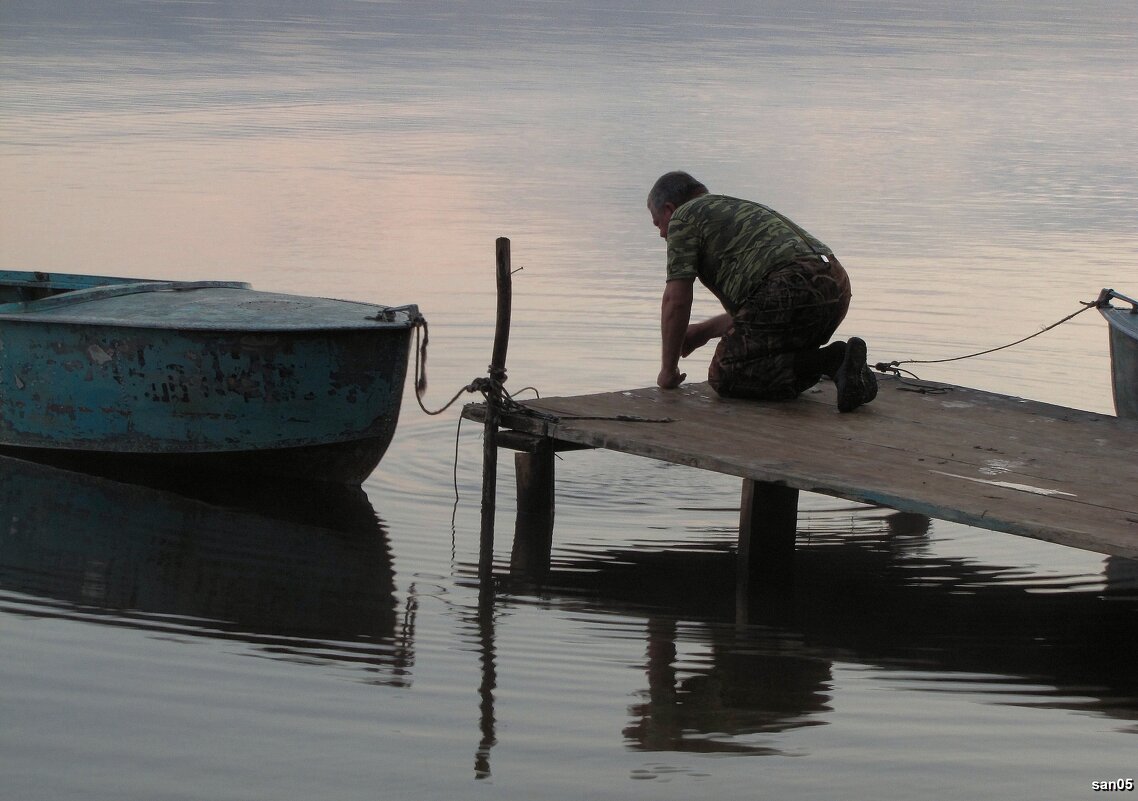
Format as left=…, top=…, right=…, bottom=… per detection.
left=0, top=273, right=419, bottom=468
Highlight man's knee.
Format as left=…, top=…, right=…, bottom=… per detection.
left=709, top=360, right=799, bottom=401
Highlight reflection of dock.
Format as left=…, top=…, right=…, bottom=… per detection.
left=0, top=455, right=415, bottom=684
left=505, top=509, right=1137, bottom=754
left=460, top=507, right=1136, bottom=766
left=464, top=377, right=1138, bottom=578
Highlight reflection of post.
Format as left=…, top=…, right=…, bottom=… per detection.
left=625, top=617, right=834, bottom=754
left=478, top=238, right=512, bottom=586
left=737, top=479, right=798, bottom=588
left=474, top=595, right=498, bottom=779
left=622, top=617, right=680, bottom=749
left=1105, top=555, right=1138, bottom=592
left=510, top=438, right=555, bottom=580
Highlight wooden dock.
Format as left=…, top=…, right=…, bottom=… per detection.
left=463, top=375, right=1138, bottom=580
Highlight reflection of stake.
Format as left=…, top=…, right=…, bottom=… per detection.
left=479, top=237, right=512, bottom=587
left=474, top=594, right=498, bottom=779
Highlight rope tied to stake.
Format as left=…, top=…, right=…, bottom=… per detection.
left=411, top=315, right=541, bottom=418
left=411, top=317, right=672, bottom=424
left=411, top=316, right=511, bottom=416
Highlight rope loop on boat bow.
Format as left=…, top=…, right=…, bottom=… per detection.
left=412, top=315, right=528, bottom=417
left=411, top=316, right=671, bottom=424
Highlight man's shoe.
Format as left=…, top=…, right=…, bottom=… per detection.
left=835, top=337, right=878, bottom=413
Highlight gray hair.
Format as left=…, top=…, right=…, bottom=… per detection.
left=647, top=171, right=708, bottom=211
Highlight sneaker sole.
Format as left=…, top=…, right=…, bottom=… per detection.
left=836, top=337, right=877, bottom=413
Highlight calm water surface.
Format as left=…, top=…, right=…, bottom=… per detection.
left=2, top=2, right=1136, bottom=799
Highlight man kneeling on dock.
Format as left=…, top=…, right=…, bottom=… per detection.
left=648, top=171, right=877, bottom=412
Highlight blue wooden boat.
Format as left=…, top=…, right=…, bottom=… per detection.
left=0, top=271, right=420, bottom=483
left=1098, top=288, right=1138, bottom=420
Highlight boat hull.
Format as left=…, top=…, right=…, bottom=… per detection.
left=0, top=273, right=418, bottom=483
left=1100, top=301, right=1138, bottom=420
left=5, top=429, right=397, bottom=486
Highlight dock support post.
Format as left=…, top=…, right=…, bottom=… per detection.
left=509, top=439, right=556, bottom=580
left=737, top=479, right=799, bottom=582
left=478, top=237, right=512, bottom=588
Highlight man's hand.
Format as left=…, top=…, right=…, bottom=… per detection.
left=657, top=366, right=687, bottom=389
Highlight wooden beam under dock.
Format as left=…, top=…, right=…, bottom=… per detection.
left=462, top=377, right=1138, bottom=577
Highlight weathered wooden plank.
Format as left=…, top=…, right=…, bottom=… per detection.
left=462, top=377, right=1138, bottom=560
left=492, top=428, right=594, bottom=454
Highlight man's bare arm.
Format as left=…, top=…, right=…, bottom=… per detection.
left=659, top=278, right=695, bottom=388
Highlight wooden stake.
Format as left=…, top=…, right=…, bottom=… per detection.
left=478, top=237, right=512, bottom=585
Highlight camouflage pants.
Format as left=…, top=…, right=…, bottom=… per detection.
left=708, top=255, right=851, bottom=400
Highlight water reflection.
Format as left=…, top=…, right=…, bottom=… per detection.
left=3, top=0, right=1136, bottom=791
left=625, top=616, right=831, bottom=756
left=473, top=599, right=498, bottom=780
left=486, top=508, right=1138, bottom=755
left=0, top=455, right=415, bottom=686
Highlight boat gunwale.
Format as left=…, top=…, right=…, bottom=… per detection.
left=1099, top=307, right=1138, bottom=337
left=0, top=271, right=420, bottom=331
left=0, top=280, right=253, bottom=315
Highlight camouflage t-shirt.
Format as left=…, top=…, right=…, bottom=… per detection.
left=666, top=194, right=833, bottom=313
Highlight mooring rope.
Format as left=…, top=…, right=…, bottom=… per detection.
left=872, top=298, right=1101, bottom=389
left=416, top=296, right=1102, bottom=412
left=412, top=316, right=672, bottom=424
left=412, top=317, right=496, bottom=416
left=410, top=316, right=534, bottom=417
